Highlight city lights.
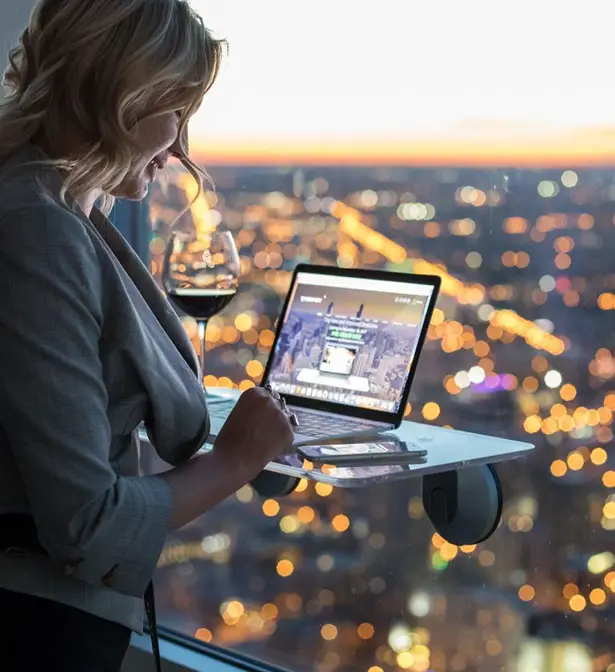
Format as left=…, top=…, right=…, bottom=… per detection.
left=147, top=142, right=615, bottom=670
left=587, top=552, right=615, bottom=575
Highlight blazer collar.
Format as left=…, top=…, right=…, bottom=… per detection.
left=88, top=207, right=201, bottom=379
left=13, top=143, right=201, bottom=380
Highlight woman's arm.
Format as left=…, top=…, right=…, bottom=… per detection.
left=0, top=205, right=172, bottom=597
left=0, top=204, right=293, bottom=596
left=160, top=387, right=295, bottom=530
left=159, top=450, right=261, bottom=530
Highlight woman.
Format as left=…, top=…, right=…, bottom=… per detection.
left=0, top=0, right=294, bottom=669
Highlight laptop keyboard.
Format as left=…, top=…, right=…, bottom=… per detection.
left=208, top=400, right=237, bottom=417
left=292, top=410, right=383, bottom=437
left=208, top=400, right=384, bottom=437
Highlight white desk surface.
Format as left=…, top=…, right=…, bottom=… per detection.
left=201, top=388, right=535, bottom=487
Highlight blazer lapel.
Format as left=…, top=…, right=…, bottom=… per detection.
left=20, top=144, right=200, bottom=380
left=89, top=208, right=201, bottom=379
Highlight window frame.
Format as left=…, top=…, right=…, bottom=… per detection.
left=110, top=199, right=151, bottom=264
left=125, top=627, right=291, bottom=672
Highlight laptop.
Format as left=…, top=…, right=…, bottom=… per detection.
left=207, top=264, right=441, bottom=446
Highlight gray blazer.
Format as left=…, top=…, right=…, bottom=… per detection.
left=0, top=144, right=210, bottom=632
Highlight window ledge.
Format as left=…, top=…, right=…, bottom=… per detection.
left=122, top=628, right=290, bottom=672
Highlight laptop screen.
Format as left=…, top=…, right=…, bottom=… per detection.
left=265, top=271, right=436, bottom=414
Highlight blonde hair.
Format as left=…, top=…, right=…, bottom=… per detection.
left=0, top=0, right=225, bottom=214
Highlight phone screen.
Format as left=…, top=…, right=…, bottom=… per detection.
left=299, top=438, right=426, bottom=464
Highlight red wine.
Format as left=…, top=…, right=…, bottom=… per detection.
left=167, top=287, right=237, bottom=319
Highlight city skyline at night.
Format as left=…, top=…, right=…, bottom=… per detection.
left=145, top=159, right=615, bottom=672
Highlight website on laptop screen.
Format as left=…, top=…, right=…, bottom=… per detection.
left=266, top=272, right=435, bottom=414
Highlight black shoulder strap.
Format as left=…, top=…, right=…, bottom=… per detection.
left=144, top=581, right=162, bottom=672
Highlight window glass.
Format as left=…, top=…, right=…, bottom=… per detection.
left=146, top=2, right=615, bottom=670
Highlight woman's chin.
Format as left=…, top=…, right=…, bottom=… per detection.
left=111, top=179, right=150, bottom=201
left=134, top=182, right=150, bottom=200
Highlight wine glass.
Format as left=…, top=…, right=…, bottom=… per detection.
left=162, top=229, right=240, bottom=387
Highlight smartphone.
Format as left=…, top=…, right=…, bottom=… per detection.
left=297, top=438, right=427, bottom=466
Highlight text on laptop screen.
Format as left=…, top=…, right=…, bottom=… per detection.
left=266, top=272, right=435, bottom=413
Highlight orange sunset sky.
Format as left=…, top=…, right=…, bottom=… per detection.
left=189, top=0, right=615, bottom=166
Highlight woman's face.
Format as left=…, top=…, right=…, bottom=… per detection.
left=111, top=110, right=183, bottom=200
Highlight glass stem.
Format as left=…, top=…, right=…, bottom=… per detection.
left=197, top=319, right=208, bottom=388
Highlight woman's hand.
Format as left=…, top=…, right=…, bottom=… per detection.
left=213, top=387, right=295, bottom=475
left=161, top=387, right=295, bottom=529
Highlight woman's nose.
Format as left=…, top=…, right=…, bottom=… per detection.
left=169, top=137, right=181, bottom=158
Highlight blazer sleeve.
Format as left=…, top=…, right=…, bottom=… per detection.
left=0, top=205, right=173, bottom=598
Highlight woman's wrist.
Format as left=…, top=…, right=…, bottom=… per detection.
left=209, top=440, right=270, bottom=484
left=160, top=445, right=270, bottom=530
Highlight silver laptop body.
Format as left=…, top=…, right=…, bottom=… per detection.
left=207, top=264, right=440, bottom=447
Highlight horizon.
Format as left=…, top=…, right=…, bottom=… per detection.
left=192, top=128, right=615, bottom=168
